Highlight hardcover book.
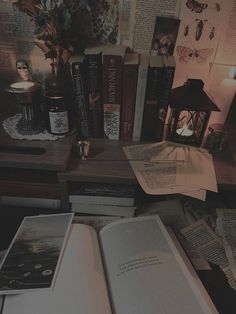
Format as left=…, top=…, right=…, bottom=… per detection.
left=102, top=45, right=127, bottom=140
left=71, top=203, right=136, bottom=217
left=69, top=55, right=90, bottom=138
left=141, top=55, right=164, bottom=141
left=69, top=182, right=136, bottom=207
left=84, top=46, right=104, bottom=138
left=132, top=54, right=149, bottom=142
left=120, top=52, right=139, bottom=141
left=154, top=55, right=176, bottom=142
left=2, top=216, right=218, bottom=314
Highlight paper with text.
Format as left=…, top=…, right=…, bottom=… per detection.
left=216, top=208, right=236, bottom=280
left=181, top=219, right=236, bottom=290
left=100, top=216, right=217, bottom=314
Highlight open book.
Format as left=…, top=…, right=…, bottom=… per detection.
left=2, top=216, right=218, bottom=314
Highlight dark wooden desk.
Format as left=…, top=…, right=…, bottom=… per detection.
left=0, top=129, right=76, bottom=200
left=58, top=138, right=236, bottom=209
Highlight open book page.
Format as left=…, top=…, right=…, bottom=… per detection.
left=3, top=224, right=112, bottom=314
left=216, top=208, right=236, bottom=280
left=99, top=216, right=216, bottom=314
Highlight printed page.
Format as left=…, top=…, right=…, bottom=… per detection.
left=176, top=146, right=218, bottom=192
left=72, top=215, right=120, bottom=231
left=3, top=224, right=112, bottom=314
left=123, top=142, right=210, bottom=196
left=181, top=219, right=236, bottom=290
left=0, top=213, right=73, bottom=294
left=174, top=0, right=227, bottom=85
left=133, top=0, right=181, bottom=54
left=216, top=208, right=236, bottom=280
left=118, top=0, right=136, bottom=47
left=99, top=216, right=217, bottom=314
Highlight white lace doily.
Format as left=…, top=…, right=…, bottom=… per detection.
left=3, top=114, right=64, bottom=141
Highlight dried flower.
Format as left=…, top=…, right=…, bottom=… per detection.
left=13, top=0, right=119, bottom=74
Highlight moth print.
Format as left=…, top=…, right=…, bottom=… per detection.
left=176, top=46, right=214, bottom=63
left=186, top=0, right=208, bottom=13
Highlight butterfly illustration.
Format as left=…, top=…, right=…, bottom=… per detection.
left=176, top=46, right=214, bottom=63
left=186, top=0, right=208, bottom=13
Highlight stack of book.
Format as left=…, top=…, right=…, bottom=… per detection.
left=68, top=45, right=175, bottom=142
left=69, top=182, right=137, bottom=217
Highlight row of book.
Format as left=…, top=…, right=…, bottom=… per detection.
left=68, top=45, right=176, bottom=142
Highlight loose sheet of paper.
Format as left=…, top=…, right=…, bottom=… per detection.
left=123, top=141, right=217, bottom=200
left=216, top=208, right=236, bottom=280
left=181, top=219, right=236, bottom=290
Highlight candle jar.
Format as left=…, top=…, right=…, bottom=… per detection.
left=205, top=123, right=228, bottom=153
left=6, top=81, right=43, bottom=134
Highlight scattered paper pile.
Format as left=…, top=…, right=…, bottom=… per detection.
left=123, top=141, right=218, bottom=201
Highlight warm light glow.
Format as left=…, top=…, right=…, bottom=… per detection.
left=10, top=81, right=35, bottom=89
left=176, top=125, right=193, bottom=137
left=228, top=67, right=236, bottom=79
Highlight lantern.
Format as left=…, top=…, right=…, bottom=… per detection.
left=168, top=79, right=220, bottom=146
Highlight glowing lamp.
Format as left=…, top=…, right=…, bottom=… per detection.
left=168, top=79, right=220, bottom=146
left=6, top=80, right=42, bottom=134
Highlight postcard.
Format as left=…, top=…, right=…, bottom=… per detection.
left=0, top=213, right=73, bottom=294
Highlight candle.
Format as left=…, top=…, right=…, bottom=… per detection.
left=176, top=125, right=193, bottom=137
left=10, top=81, right=35, bottom=89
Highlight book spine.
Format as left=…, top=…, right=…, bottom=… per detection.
left=102, top=54, right=124, bottom=140
left=70, top=59, right=90, bottom=138
left=85, top=53, right=104, bottom=138
left=141, top=65, right=163, bottom=141
left=132, top=63, right=148, bottom=142
left=155, top=63, right=175, bottom=142
left=120, top=62, right=139, bottom=141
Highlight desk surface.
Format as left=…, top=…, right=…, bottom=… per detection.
left=58, top=138, right=236, bottom=189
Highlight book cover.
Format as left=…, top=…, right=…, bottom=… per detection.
left=154, top=55, right=176, bottom=141
left=84, top=47, right=104, bottom=138
left=132, top=54, right=149, bottom=142
left=120, top=52, right=139, bottom=141
left=141, top=55, right=164, bottom=141
left=102, top=45, right=127, bottom=140
left=69, top=55, right=90, bottom=138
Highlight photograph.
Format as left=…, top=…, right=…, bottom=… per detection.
left=151, top=16, right=180, bottom=56
left=0, top=213, right=73, bottom=294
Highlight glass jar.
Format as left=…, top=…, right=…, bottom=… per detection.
left=205, top=123, right=228, bottom=153
left=45, top=76, right=71, bottom=135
